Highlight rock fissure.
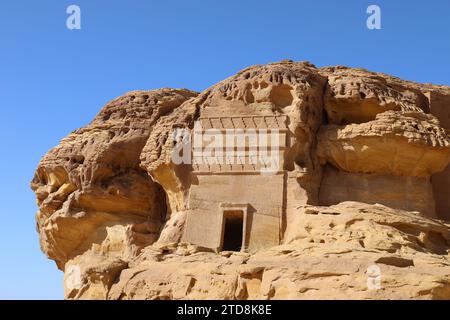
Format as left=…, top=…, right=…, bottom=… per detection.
left=31, top=62, right=450, bottom=299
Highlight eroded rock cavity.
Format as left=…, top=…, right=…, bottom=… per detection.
left=31, top=61, right=450, bottom=299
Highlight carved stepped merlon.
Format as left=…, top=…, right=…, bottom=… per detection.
left=192, top=115, right=289, bottom=173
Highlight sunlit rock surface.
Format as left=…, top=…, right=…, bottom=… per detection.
left=31, top=61, right=450, bottom=299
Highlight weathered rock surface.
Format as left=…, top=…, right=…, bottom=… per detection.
left=108, top=202, right=450, bottom=300
left=31, top=61, right=450, bottom=299
left=319, top=66, right=430, bottom=125
left=317, top=111, right=449, bottom=178
left=30, top=88, right=197, bottom=276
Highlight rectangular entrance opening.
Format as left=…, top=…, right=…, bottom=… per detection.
left=222, top=210, right=244, bottom=251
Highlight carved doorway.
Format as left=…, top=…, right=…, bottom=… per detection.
left=222, top=210, right=244, bottom=251
left=219, top=203, right=249, bottom=252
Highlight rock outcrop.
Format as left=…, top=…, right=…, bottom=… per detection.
left=30, top=88, right=197, bottom=298
left=109, top=202, right=450, bottom=300
left=31, top=61, right=450, bottom=299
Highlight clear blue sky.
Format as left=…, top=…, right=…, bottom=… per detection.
left=0, top=0, right=449, bottom=299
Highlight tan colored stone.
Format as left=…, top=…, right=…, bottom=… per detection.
left=317, top=111, right=449, bottom=178
left=319, top=66, right=430, bottom=124
left=109, top=202, right=450, bottom=300
left=31, top=88, right=197, bottom=270
left=30, top=61, right=450, bottom=299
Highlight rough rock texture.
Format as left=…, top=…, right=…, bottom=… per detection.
left=318, top=66, right=450, bottom=218
left=317, top=111, right=449, bottom=178
left=316, top=111, right=449, bottom=217
left=319, top=66, right=430, bottom=125
left=30, top=88, right=198, bottom=298
left=31, top=61, right=450, bottom=299
left=109, top=202, right=450, bottom=300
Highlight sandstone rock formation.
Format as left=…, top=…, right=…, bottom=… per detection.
left=109, top=202, right=450, bottom=300
left=31, top=61, right=450, bottom=299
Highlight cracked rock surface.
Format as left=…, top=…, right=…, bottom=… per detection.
left=31, top=61, right=450, bottom=299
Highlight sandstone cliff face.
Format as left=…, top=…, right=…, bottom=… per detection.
left=30, top=89, right=197, bottom=297
left=109, top=202, right=450, bottom=300
left=31, top=61, right=450, bottom=299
